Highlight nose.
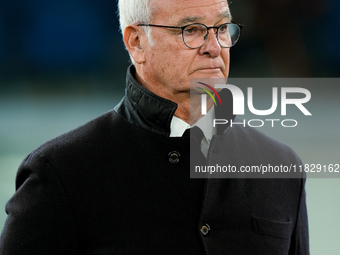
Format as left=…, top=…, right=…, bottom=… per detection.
left=199, top=28, right=222, bottom=57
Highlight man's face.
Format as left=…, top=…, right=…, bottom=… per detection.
left=139, top=0, right=231, bottom=98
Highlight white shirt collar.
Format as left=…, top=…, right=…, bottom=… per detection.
left=169, top=116, right=191, bottom=137
left=169, top=106, right=216, bottom=143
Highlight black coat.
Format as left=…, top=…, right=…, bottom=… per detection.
left=0, top=66, right=309, bottom=254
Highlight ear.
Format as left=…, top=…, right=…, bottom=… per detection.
left=123, top=25, right=146, bottom=64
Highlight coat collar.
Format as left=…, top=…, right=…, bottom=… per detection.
left=114, top=65, right=235, bottom=136
left=115, top=65, right=177, bottom=136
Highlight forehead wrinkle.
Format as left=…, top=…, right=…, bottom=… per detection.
left=175, top=3, right=231, bottom=26
left=176, top=11, right=231, bottom=26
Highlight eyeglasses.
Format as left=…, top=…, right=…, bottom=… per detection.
left=137, top=23, right=243, bottom=49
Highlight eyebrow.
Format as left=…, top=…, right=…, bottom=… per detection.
left=176, top=16, right=204, bottom=26
left=219, top=10, right=232, bottom=22
left=176, top=11, right=232, bottom=26
left=222, top=11, right=232, bottom=21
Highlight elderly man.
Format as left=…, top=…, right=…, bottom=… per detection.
left=0, top=0, right=309, bottom=254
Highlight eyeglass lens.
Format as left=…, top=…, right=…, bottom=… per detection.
left=183, top=24, right=240, bottom=49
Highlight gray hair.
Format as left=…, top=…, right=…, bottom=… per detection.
left=118, top=0, right=231, bottom=62
left=118, top=0, right=155, bottom=63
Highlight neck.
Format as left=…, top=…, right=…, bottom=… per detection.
left=174, top=94, right=214, bottom=125
left=134, top=67, right=215, bottom=125
left=136, top=72, right=214, bottom=124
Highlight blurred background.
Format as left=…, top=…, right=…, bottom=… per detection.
left=0, top=0, right=339, bottom=253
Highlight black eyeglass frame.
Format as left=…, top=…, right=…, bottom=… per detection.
left=137, top=22, right=244, bottom=49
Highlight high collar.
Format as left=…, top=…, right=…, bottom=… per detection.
left=114, top=65, right=235, bottom=136
left=114, top=65, right=177, bottom=136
